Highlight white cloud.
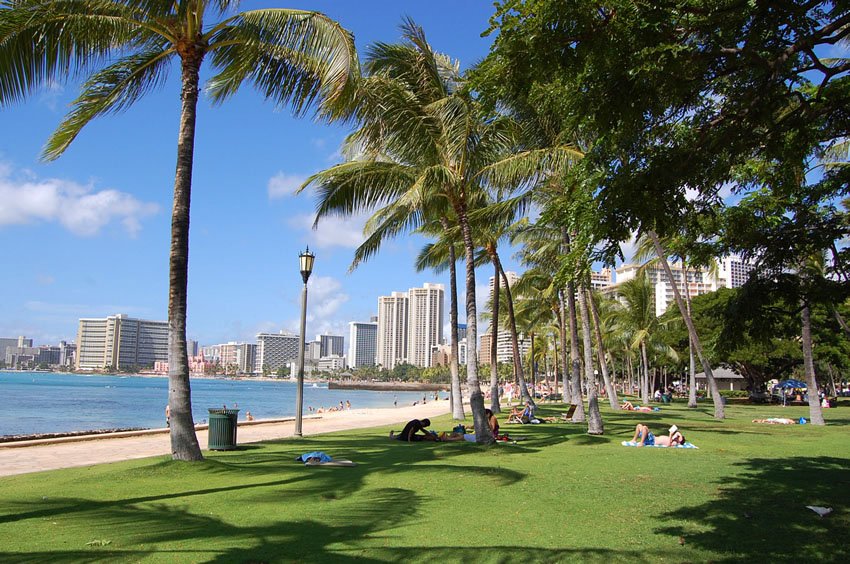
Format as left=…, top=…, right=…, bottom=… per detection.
left=287, top=212, right=370, bottom=249
left=267, top=173, right=306, bottom=199
left=619, top=232, right=639, bottom=264
left=308, top=275, right=350, bottom=320
left=0, top=164, right=158, bottom=237
left=39, top=80, right=65, bottom=112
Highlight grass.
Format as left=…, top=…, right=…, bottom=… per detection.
left=1, top=400, right=849, bottom=563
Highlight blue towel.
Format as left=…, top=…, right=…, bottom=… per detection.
left=296, top=451, right=333, bottom=463
left=621, top=441, right=699, bottom=449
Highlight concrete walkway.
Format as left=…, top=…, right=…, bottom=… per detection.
left=0, top=402, right=451, bottom=478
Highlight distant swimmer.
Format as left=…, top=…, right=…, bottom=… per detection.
left=246, top=411, right=255, bottom=421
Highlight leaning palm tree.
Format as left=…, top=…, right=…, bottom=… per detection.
left=0, top=0, right=357, bottom=460
left=614, top=271, right=658, bottom=404
left=302, top=20, right=578, bottom=442
left=415, top=229, right=465, bottom=420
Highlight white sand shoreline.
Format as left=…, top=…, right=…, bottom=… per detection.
left=0, top=402, right=454, bottom=478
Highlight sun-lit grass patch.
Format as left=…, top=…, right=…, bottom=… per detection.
left=0, top=400, right=848, bottom=562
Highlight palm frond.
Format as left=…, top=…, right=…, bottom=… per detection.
left=43, top=45, right=173, bottom=159
left=300, top=161, right=417, bottom=222
left=0, top=0, right=142, bottom=106
left=206, top=8, right=358, bottom=119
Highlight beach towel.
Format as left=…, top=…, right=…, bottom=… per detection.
left=296, top=451, right=357, bottom=466
left=621, top=441, right=699, bottom=449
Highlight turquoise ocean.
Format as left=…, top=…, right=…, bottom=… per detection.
left=1, top=371, right=430, bottom=437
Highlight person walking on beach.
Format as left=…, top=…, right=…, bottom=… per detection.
left=165, top=404, right=170, bottom=428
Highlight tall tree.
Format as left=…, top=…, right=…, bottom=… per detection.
left=0, top=0, right=357, bottom=460
left=415, top=232, right=465, bottom=420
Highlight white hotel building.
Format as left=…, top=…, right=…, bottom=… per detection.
left=376, top=283, right=445, bottom=370
left=76, top=314, right=168, bottom=370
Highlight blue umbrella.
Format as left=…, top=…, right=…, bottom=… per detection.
left=777, top=379, right=807, bottom=389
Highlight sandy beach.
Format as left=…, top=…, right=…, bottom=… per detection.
left=0, top=401, right=452, bottom=478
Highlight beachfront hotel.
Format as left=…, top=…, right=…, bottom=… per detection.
left=407, top=283, right=445, bottom=368
left=318, top=334, right=345, bottom=357
left=75, top=314, right=168, bottom=370
left=376, top=292, right=409, bottom=370
left=348, top=321, right=378, bottom=368
left=376, top=283, right=445, bottom=370
left=254, top=332, right=300, bottom=374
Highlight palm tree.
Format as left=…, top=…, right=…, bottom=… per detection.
left=300, top=20, right=505, bottom=443
left=0, top=0, right=357, bottom=460
left=415, top=231, right=465, bottom=420
left=615, top=271, right=657, bottom=404
left=646, top=232, right=725, bottom=418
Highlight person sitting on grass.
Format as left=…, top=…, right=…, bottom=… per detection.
left=485, top=408, right=500, bottom=436
left=631, top=423, right=686, bottom=447
left=390, top=418, right=437, bottom=442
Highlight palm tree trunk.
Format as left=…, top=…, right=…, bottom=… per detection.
left=801, top=301, right=825, bottom=425
left=168, top=57, right=204, bottom=461
left=648, top=231, right=724, bottom=418
left=578, top=282, right=604, bottom=434
left=558, top=289, right=572, bottom=404
left=445, top=235, right=465, bottom=420
left=497, top=258, right=533, bottom=405
left=640, top=342, right=650, bottom=404
left=683, top=264, right=698, bottom=408
left=489, top=259, right=501, bottom=413
left=588, top=288, right=619, bottom=408
left=567, top=279, right=586, bottom=421
left=456, top=204, right=492, bottom=443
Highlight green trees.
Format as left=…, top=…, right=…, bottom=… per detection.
left=0, top=1, right=357, bottom=459
left=302, top=20, right=512, bottom=443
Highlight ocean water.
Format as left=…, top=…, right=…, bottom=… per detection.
left=1, top=371, right=433, bottom=436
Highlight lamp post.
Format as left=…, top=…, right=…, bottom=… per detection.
left=294, top=247, right=315, bottom=437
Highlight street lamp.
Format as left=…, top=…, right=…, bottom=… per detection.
left=294, top=247, right=315, bottom=437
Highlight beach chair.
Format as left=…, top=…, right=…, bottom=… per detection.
left=560, top=404, right=578, bottom=422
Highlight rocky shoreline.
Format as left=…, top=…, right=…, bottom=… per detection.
left=328, top=380, right=450, bottom=392
left=0, top=427, right=147, bottom=444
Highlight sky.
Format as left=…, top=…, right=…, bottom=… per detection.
left=0, top=1, right=520, bottom=348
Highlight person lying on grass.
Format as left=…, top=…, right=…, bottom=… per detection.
left=390, top=418, right=437, bottom=442
left=631, top=423, right=685, bottom=447
left=621, top=401, right=657, bottom=412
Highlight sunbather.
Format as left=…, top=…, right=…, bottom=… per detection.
left=391, top=418, right=437, bottom=442
left=630, top=423, right=685, bottom=447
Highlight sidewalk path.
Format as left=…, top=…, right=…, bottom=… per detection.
left=0, top=402, right=451, bottom=478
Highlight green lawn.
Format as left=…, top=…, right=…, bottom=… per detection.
left=1, top=401, right=848, bottom=563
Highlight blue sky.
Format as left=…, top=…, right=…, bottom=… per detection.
left=0, top=1, right=515, bottom=347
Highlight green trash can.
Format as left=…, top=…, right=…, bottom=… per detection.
left=208, top=408, right=240, bottom=450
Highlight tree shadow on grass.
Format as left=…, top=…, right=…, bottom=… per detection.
left=654, top=456, right=850, bottom=563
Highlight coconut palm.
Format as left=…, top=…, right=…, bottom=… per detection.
left=415, top=229, right=465, bottom=420
left=0, top=0, right=357, bottom=460
left=300, top=20, right=505, bottom=442
left=614, top=271, right=658, bottom=404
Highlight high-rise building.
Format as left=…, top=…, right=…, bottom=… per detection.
left=407, top=283, right=444, bottom=368
left=488, top=271, right=519, bottom=307
left=306, top=340, right=322, bottom=361
left=214, top=342, right=257, bottom=373
left=187, top=339, right=199, bottom=357
left=377, top=292, right=409, bottom=370
left=76, top=314, right=168, bottom=370
left=0, top=336, right=32, bottom=365
left=615, top=262, right=720, bottom=317
left=479, top=329, right=492, bottom=366
left=254, top=332, right=300, bottom=374
left=348, top=321, right=378, bottom=368
left=496, top=330, right=530, bottom=364
left=718, top=255, right=756, bottom=288
left=456, top=323, right=468, bottom=342
left=590, top=268, right=614, bottom=290
left=317, top=334, right=345, bottom=357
